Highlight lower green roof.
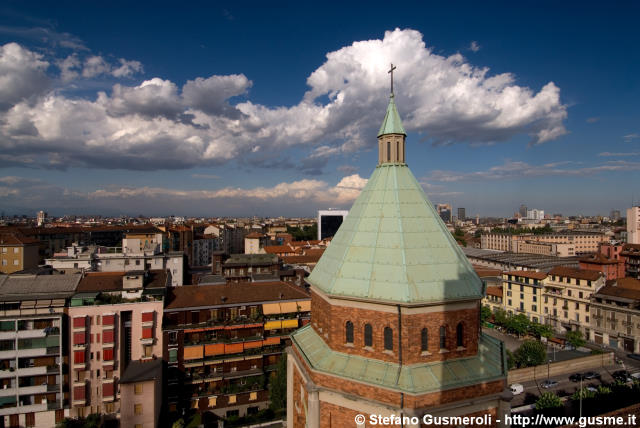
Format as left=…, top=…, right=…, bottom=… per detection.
left=291, top=325, right=506, bottom=394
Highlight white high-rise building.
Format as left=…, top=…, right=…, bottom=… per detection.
left=628, top=206, right=640, bottom=244
left=527, top=209, right=544, bottom=221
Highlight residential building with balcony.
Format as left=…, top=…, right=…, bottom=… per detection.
left=621, top=244, right=640, bottom=279
left=542, top=267, right=605, bottom=336
left=221, top=254, right=280, bottom=283
left=589, top=277, right=640, bottom=353
left=0, top=272, right=81, bottom=427
left=162, top=281, right=310, bottom=421
left=502, top=271, right=547, bottom=322
left=66, top=270, right=166, bottom=423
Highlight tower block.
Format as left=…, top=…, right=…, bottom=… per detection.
left=287, top=68, right=510, bottom=428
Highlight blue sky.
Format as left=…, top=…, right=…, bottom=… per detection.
left=0, top=1, right=639, bottom=217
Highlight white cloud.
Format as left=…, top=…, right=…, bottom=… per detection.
left=469, top=41, right=480, bottom=52
left=624, top=133, right=639, bottom=142
left=428, top=159, right=640, bottom=182
left=0, top=174, right=368, bottom=215
left=82, top=55, right=111, bottom=78
left=598, top=152, right=640, bottom=157
left=0, top=43, right=49, bottom=109
left=112, top=58, right=143, bottom=77
left=0, top=30, right=568, bottom=170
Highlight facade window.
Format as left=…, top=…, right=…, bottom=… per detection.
left=135, top=383, right=143, bottom=395
left=229, top=395, right=237, bottom=404
left=134, top=404, right=143, bottom=415
left=169, top=349, right=178, bottom=363
left=387, top=141, right=390, bottom=162
left=533, top=295, right=537, bottom=302
left=421, top=328, right=428, bottom=352
left=456, top=323, right=464, bottom=348
left=439, top=326, right=446, bottom=349
left=520, top=285, right=524, bottom=292
left=383, top=327, right=393, bottom=351
left=345, top=321, right=354, bottom=344
left=364, top=324, right=373, bottom=347
left=532, top=305, right=537, bottom=312
left=508, top=299, right=512, bottom=306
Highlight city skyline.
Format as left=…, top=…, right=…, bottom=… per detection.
left=0, top=2, right=639, bottom=217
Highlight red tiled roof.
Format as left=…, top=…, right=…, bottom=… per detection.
left=473, top=266, right=502, bottom=277
left=504, top=270, right=548, bottom=280
left=245, top=232, right=266, bottom=239
left=282, top=254, right=322, bottom=264
left=548, top=266, right=602, bottom=281
left=165, top=281, right=309, bottom=309
left=0, top=233, right=40, bottom=246
left=579, top=253, right=619, bottom=264
left=486, top=286, right=503, bottom=297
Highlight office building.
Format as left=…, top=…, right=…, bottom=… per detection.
left=317, top=210, right=348, bottom=240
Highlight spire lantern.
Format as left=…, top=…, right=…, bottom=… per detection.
left=378, top=63, right=406, bottom=165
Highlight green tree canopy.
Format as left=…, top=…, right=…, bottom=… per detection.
left=536, top=392, right=563, bottom=409
left=513, top=340, right=547, bottom=368
left=268, top=353, right=287, bottom=411
left=481, top=306, right=492, bottom=323
left=566, top=330, right=586, bottom=349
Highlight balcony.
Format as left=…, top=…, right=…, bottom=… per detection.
left=17, top=384, right=47, bottom=395
left=0, top=386, right=16, bottom=397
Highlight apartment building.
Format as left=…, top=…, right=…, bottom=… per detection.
left=0, top=234, right=40, bottom=274
left=590, top=277, right=640, bottom=353
left=162, top=282, right=310, bottom=420
left=482, top=232, right=607, bottom=256
left=502, top=271, right=547, bottom=322
left=628, top=206, right=640, bottom=244
left=221, top=254, right=280, bottom=283
left=621, top=244, right=640, bottom=279
left=67, top=271, right=166, bottom=424
left=0, top=273, right=81, bottom=427
left=579, top=253, right=625, bottom=281
left=542, top=267, right=605, bottom=336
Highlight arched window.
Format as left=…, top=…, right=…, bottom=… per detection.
left=345, top=321, right=354, bottom=344
left=387, top=141, right=390, bottom=162
left=456, top=322, right=464, bottom=347
left=364, top=324, right=373, bottom=347
left=439, top=326, right=447, bottom=349
left=421, top=328, right=429, bottom=352
left=384, top=327, right=393, bottom=350
left=396, top=141, right=399, bottom=162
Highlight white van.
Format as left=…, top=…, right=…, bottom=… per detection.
left=510, top=383, right=524, bottom=395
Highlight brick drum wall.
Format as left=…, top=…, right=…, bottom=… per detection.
left=292, top=345, right=504, bottom=410
left=292, top=365, right=308, bottom=428
left=311, top=290, right=479, bottom=364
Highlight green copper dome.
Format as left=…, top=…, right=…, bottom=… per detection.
left=377, top=95, right=406, bottom=137
left=308, top=164, right=483, bottom=304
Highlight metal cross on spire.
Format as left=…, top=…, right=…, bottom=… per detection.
left=388, top=63, right=397, bottom=95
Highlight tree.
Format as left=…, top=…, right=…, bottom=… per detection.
left=481, top=306, right=492, bottom=324
left=493, top=308, right=508, bottom=327
left=572, top=387, right=596, bottom=401
left=506, top=314, right=530, bottom=337
left=529, top=322, right=553, bottom=339
left=513, top=340, right=546, bottom=368
left=536, top=392, right=562, bottom=410
left=506, top=349, right=516, bottom=370
left=566, top=330, right=586, bottom=349
left=268, top=353, right=287, bottom=411
left=172, top=419, right=185, bottom=428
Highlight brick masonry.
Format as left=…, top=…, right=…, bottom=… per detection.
left=311, top=290, right=479, bottom=364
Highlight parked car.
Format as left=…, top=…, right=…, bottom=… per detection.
left=510, top=383, right=524, bottom=395
left=612, top=370, right=632, bottom=382
left=541, top=380, right=559, bottom=389
left=628, top=353, right=640, bottom=362
left=631, top=372, right=640, bottom=381
left=583, top=371, right=601, bottom=380
left=569, top=373, right=583, bottom=382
